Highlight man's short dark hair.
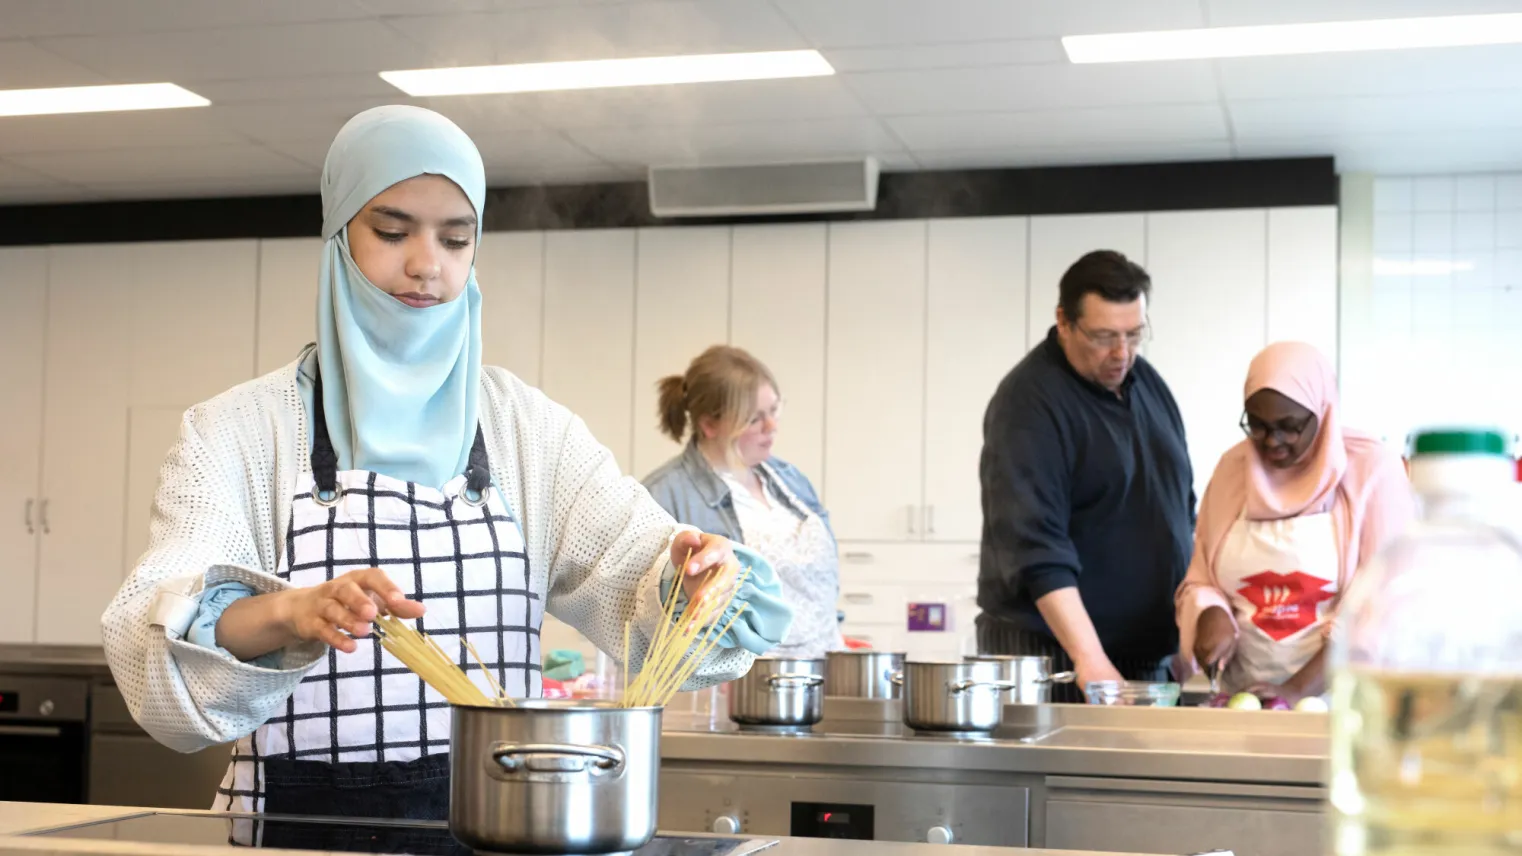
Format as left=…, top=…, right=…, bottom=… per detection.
left=1058, top=250, right=1151, bottom=322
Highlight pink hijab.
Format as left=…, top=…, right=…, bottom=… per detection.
left=1173, top=342, right=1416, bottom=678
left=1242, top=342, right=1347, bottom=520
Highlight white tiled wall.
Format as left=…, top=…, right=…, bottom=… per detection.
left=1362, top=174, right=1522, bottom=445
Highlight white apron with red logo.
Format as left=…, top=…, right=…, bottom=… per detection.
left=1215, top=511, right=1340, bottom=691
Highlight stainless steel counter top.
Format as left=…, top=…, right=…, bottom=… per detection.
left=0, top=646, right=112, bottom=679
left=663, top=699, right=1329, bottom=787
left=0, top=805, right=1152, bottom=856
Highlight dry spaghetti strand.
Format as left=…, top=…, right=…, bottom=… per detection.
left=623, top=559, right=750, bottom=708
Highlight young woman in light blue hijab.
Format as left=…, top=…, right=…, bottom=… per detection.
left=102, top=105, right=790, bottom=821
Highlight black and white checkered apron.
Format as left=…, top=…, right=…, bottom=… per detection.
left=213, top=371, right=538, bottom=818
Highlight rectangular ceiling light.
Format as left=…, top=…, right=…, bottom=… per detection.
left=381, top=49, right=834, bottom=96
left=1064, top=13, right=1522, bottom=63
left=0, top=83, right=209, bottom=117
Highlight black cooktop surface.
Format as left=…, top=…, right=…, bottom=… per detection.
left=30, top=813, right=768, bottom=856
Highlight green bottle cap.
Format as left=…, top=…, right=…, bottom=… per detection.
left=1409, top=429, right=1511, bottom=458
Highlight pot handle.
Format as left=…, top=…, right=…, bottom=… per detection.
left=888, top=670, right=904, bottom=686
left=1037, top=671, right=1078, bottom=685
left=490, top=742, right=625, bottom=776
left=767, top=673, right=825, bottom=688
left=948, top=679, right=1020, bottom=695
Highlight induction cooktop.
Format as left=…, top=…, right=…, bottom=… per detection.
left=28, top=812, right=776, bottom=856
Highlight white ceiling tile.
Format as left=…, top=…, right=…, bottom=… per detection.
left=358, top=0, right=634, bottom=14
left=888, top=104, right=1227, bottom=151
left=470, top=129, right=609, bottom=168
left=0, top=41, right=111, bottom=88
left=772, top=0, right=1203, bottom=47
left=9, top=144, right=315, bottom=184
left=908, top=141, right=1235, bottom=171
left=567, top=118, right=907, bottom=166
left=85, top=176, right=320, bottom=200
left=1237, top=131, right=1522, bottom=174
left=1205, top=0, right=1522, bottom=26
left=0, top=160, right=63, bottom=187
left=1218, top=45, right=1522, bottom=101
left=509, top=76, right=867, bottom=131
left=384, top=0, right=804, bottom=68
left=202, top=97, right=542, bottom=146
left=36, top=20, right=430, bottom=82
left=0, top=0, right=370, bottom=38
left=486, top=163, right=646, bottom=187
left=1230, top=92, right=1522, bottom=139
left=844, top=62, right=1219, bottom=115
left=0, top=109, right=249, bottom=155
left=822, top=41, right=1064, bottom=73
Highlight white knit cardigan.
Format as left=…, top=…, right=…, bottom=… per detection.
left=101, top=353, right=754, bottom=754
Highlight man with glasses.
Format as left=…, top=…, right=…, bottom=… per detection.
left=977, top=250, right=1195, bottom=702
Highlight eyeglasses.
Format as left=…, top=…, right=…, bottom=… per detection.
left=1074, top=320, right=1151, bottom=352
left=1240, top=411, right=1316, bottom=444
left=746, top=399, right=784, bottom=429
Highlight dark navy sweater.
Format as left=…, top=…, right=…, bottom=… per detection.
left=978, top=327, right=1196, bottom=663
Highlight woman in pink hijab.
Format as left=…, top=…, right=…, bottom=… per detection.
left=1175, top=342, right=1415, bottom=702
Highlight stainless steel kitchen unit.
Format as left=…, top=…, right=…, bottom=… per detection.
left=659, top=701, right=1328, bottom=855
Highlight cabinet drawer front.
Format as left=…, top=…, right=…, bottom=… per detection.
left=838, top=543, right=980, bottom=587
left=836, top=584, right=906, bottom=626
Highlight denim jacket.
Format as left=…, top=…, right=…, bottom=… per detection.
left=643, top=443, right=835, bottom=547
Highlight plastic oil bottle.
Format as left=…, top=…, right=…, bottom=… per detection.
left=1329, top=429, right=1522, bottom=855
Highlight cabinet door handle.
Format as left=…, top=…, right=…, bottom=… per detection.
left=926, top=505, right=936, bottom=535
left=24, top=499, right=34, bottom=535
left=906, top=504, right=917, bottom=535
left=842, top=552, right=875, bottom=562
left=39, top=499, right=49, bottom=534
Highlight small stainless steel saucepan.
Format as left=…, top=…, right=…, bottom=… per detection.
left=963, top=654, right=1076, bottom=704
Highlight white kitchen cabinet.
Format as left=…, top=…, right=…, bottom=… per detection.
left=122, top=407, right=190, bottom=575
left=0, top=248, right=47, bottom=643
left=729, top=224, right=828, bottom=492
left=825, top=221, right=928, bottom=542
left=36, top=244, right=136, bottom=645
left=476, top=231, right=546, bottom=387
left=255, top=237, right=321, bottom=375
left=130, top=241, right=258, bottom=406
left=1146, top=209, right=1270, bottom=499
left=1027, top=214, right=1147, bottom=351
left=1268, top=206, right=1339, bottom=359
left=631, top=227, right=731, bottom=480
left=541, top=230, right=637, bottom=473
left=924, top=217, right=1028, bottom=542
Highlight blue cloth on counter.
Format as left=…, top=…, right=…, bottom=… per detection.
left=188, top=582, right=281, bottom=669
left=316, top=105, right=486, bottom=490
left=659, top=543, right=793, bottom=655
left=189, top=543, right=791, bottom=662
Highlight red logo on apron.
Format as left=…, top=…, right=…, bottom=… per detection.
left=1236, top=571, right=1336, bottom=641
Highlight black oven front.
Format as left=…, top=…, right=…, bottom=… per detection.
left=0, top=675, right=89, bottom=804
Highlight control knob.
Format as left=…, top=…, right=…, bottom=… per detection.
left=927, top=826, right=955, bottom=845
left=38, top=699, right=54, bottom=717
left=711, top=815, right=741, bottom=835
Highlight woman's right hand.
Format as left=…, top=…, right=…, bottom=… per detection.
left=277, top=568, right=426, bottom=653
left=1193, top=606, right=1236, bottom=670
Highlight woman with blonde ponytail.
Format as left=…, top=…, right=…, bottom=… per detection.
left=645, top=346, right=844, bottom=659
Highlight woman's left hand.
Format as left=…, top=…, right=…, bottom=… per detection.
left=670, top=530, right=740, bottom=615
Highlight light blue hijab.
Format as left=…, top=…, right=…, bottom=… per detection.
left=315, top=105, right=486, bottom=489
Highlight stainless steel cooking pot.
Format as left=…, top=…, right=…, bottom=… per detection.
left=728, top=656, right=825, bottom=727
left=897, top=659, right=1016, bottom=734
left=825, top=650, right=905, bottom=699
left=450, top=700, right=660, bottom=855
left=963, top=654, right=1076, bottom=704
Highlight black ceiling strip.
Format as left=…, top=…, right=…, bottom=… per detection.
left=0, top=157, right=1336, bottom=246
